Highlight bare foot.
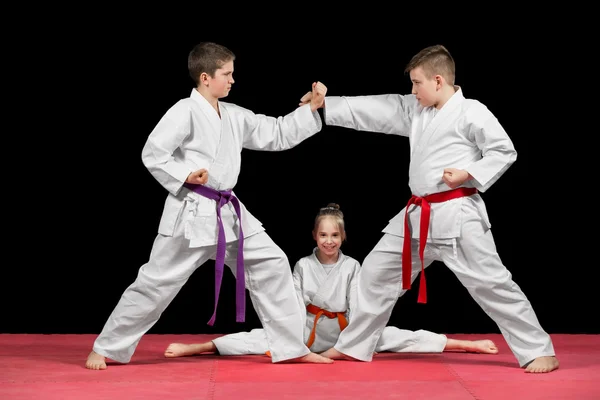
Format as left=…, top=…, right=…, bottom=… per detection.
left=524, top=356, right=559, bottom=373
left=445, top=339, right=499, bottom=354
left=319, top=347, right=358, bottom=361
left=280, top=352, right=333, bottom=364
left=164, top=342, right=216, bottom=358
left=85, top=351, right=107, bottom=370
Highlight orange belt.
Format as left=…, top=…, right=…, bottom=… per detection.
left=305, top=303, right=348, bottom=348
left=403, top=187, right=478, bottom=304
left=265, top=304, right=349, bottom=357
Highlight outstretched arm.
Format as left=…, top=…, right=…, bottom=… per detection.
left=239, top=82, right=326, bottom=151
left=300, top=85, right=417, bottom=137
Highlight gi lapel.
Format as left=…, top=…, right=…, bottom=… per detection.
left=413, top=88, right=464, bottom=158
left=311, top=253, right=346, bottom=309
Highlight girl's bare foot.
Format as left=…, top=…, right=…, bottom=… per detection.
left=164, top=342, right=216, bottom=358
left=445, top=339, right=499, bottom=354
left=85, top=351, right=107, bottom=370
left=524, top=356, right=559, bottom=373
left=281, top=352, right=333, bottom=363
left=319, top=347, right=358, bottom=360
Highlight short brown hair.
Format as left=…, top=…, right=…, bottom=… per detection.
left=405, top=45, right=455, bottom=85
left=188, top=42, right=236, bottom=85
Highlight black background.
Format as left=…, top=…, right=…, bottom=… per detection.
left=4, top=11, right=593, bottom=338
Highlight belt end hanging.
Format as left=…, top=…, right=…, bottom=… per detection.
left=417, top=273, right=427, bottom=304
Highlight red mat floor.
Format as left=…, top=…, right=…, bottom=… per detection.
left=1, top=333, right=598, bottom=399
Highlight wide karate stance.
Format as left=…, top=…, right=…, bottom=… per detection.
left=164, top=204, right=498, bottom=358
left=85, top=41, right=333, bottom=369
left=303, top=45, right=558, bottom=373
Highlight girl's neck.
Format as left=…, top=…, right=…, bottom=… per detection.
left=316, top=249, right=339, bottom=265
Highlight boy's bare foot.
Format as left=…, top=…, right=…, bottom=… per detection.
left=319, top=347, right=359, bottom=360
left=445, top=339, right=499, bottom=354
left=164, top=342, right=216, bottom=358
left=85, top=351, right=107, bottom=370
left=524, top=356, right=559, bottom=373
left=280, top=352, right=333, bottom=364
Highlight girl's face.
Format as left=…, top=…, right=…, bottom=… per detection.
left=314, top=217, right=343, bottom=258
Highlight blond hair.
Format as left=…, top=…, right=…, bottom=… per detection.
left=313, top=203, right=346, bottom=241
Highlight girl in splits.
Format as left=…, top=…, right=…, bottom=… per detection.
left=165, top=204, right=498, bottom=358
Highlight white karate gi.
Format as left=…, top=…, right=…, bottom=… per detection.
left=323, top=88, right=556, bottom=366
left=213, top=249, right=446, bottom=355
left=92, top=89, right=322, bottom=363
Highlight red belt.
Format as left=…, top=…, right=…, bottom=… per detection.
left=402, top=187, right=478, bottom=303
left=305, top=304, right=348, bottom=348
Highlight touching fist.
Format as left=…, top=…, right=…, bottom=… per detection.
left=299, top=91, right=312, bottom=106
left=310, top=81, right=327, bottom=111
left=299, top=81, right=327, bottom=111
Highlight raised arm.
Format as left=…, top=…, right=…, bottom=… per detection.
left=239, top=82, right=326, bottom=151
left=323, top=94, right=417, bottom=137
left=300, top=85, right=418, bottom=137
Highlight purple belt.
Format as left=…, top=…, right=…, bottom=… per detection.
left=184, top=182, right=245, bottom=325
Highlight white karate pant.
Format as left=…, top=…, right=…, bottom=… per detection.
left=213, top=325, right=446, bottom=355
left=334, top=216, right=555, bottom=366
left=92, top=229, right=310, bottom=363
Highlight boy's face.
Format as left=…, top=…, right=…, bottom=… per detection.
left=207, top=60, right=234, bottom=99
left=409, top=66, right=439, bottom=107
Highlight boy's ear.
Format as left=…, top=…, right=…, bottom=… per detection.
left=200, top=72, right=209, bottom=85
left=435, top=74, right=443, bottom=89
